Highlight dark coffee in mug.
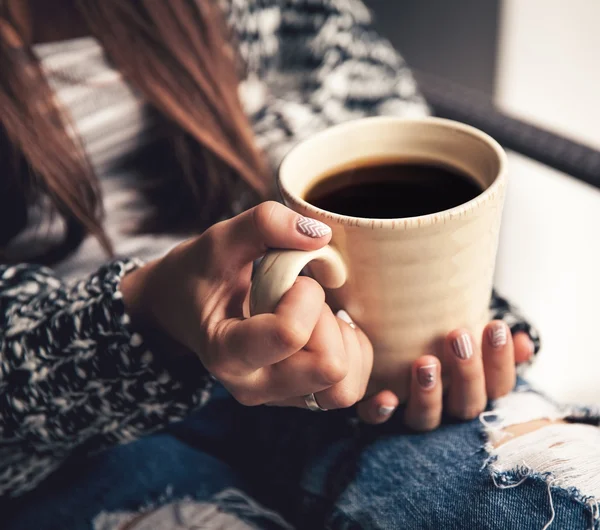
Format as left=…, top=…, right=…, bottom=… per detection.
left=304, top=158, right=482, bottom=218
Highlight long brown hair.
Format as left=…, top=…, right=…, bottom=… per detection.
left=0, top=0, right=270, bottom=264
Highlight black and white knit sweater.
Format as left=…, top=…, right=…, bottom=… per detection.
left=0, top=0, right=539, bottom=498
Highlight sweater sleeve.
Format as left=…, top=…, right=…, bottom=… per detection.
left=229, top=0, right=541, bottom=351
left=490, top=289, right=541, bottom=354
left=0, top=260, right=212, bottom=497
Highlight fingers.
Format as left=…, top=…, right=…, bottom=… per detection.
left=356, top=390, right=399, bottom=424
left=221, top=298, right=525, bottom=419
left=268, top=309, right=373, bottom=410
left=213, top=276, right=325, bottom=373
left=404, top=356, right=443, bottom=431
left=445, top=330, right=487, bottom=420
left=361, top=324, right=526, bottom=428
left=403, top=323, right=520, bottom=427
left=262, top=304, right=348, bottom=401
left=359, top=355, right=443, bottom=429
left=482, top=321, right=516, bottom=399
left=213, top=201, right=332, bottom=267
left=350, top=313, right=375, bottom=401
left=313, top=310, right=371, bottom=410
left=513, top=331, right=535, bottom=364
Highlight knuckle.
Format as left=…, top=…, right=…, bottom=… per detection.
left=274, top=318, right=311, bottom=352
left=328, top=385, right=358, bottom=409
left=314, top=351, right=348, bottom=385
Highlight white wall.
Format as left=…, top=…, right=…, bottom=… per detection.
left=497, top=0, right=600, bottom=149
left=495, top=0, right=600, bottom=403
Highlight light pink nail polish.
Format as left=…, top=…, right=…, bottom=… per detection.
left=336, top=309, right=356, bottom=329
left=417, top=364, right=437, bottom=389
left=488, top=323, right=508, bottom=348
left=296, top=216, right=331, bottom=238
left=452, top=333, right=473, bottom=360
left=378, top=405, right=396, bottom=417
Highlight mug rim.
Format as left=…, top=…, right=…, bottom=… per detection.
left=277, top=116, right=507, bottom=231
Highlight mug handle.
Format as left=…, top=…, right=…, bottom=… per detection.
left=250, top=246, right=348, bottom=316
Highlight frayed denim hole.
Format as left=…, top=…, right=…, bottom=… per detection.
left=93, top=487, right=293, bottom=530
left=480, top=391, right=600, bottom=529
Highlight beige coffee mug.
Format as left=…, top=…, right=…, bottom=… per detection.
left=250, top=117, right=507, bottom=402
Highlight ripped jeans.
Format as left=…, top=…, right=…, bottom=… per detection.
left=4, top=380, right=600, bottom=530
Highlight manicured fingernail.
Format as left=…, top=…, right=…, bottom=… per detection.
left=296, top=216, right=331, bottom=238
left=378, top=405, right=396, bottom=417
left=452, top=333, right=473, bottom=360
left=336, top=309, right=356, bottom=329
left=488, top=323, right=508, bottom=348
left=417, top=364, right=437, bottom=389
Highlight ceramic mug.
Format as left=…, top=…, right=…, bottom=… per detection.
left=250, top=117, right=507, bottom=402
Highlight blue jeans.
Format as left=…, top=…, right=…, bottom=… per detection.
left=3, top=383, right=597, bottom=529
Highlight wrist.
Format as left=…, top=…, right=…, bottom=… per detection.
left=121, top=259, right=192, bottom=357
left=120, top=259, right=159, bottom=328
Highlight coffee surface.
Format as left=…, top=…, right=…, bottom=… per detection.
left=305, top=160, right=483, bottom=219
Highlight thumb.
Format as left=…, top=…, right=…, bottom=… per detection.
left=218, top=201, right=332, bottom=267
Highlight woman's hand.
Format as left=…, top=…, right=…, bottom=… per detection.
left=123, top=200, right=534, bottom=425
left=357, top=327, right=535, bottom=427
left=122, top=201, right=374, bottom=410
